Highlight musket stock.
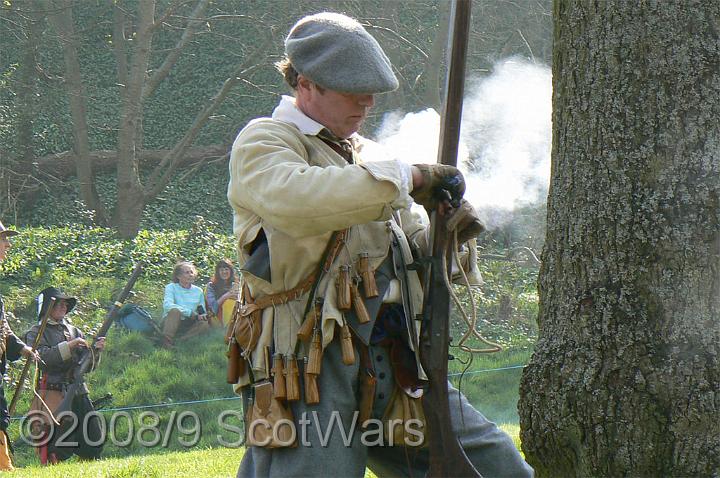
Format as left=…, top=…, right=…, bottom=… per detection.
left=419, top=1, right=482, bottom=477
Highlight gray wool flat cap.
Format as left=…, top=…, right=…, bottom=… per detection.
left=285, top=12, right=399, bottom=94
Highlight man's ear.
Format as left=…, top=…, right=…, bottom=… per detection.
left=296, top=75, right=312, bottom=92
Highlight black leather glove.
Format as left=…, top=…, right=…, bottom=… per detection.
left=446, top=199, right=485, bottom=243
left=410, top=164, right=465, bottom=209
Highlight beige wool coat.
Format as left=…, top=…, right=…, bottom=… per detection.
left=228, top=113, right=428, bottom=388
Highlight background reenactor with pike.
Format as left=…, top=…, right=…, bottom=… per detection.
left=0, top=221, right=41, bottom=472
left=226, top=11, right=534, bottom=477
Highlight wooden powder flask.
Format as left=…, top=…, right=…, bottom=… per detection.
left=337, top=265, right=352, bottom=310
left=272, top=353, right=287, bottom=400
left=350, top=279, right=371, bottom=324
left=226, top=338, right=241, bottom=384
left=284, top=355, right=301, bottom=401
left=339, top=322, right=355, bottom=365
left=306, top=329, right=323, bottom=375
left=358, top=252, right=379, bottom=298
left=298, top=298, right=322, bottom=342
left=304, top=358, right=320, bottom=405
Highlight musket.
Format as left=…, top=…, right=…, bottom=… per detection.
left=55, top=263, right=142, bottom=415
left=7, top=297, right=56, bottom=417
left=419, top=1, right=481, bottom=477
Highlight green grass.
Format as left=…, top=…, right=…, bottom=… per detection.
left=10, top=427, right=523, bottom=477
left=448, top=347, right=532, bottom=425
left=10, top=447, right=244, bottom=478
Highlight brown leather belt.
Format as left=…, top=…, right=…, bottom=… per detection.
left=241, top=229, right=348, bottom=315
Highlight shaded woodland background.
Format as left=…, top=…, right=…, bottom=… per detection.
left=0, top=0, right=551, bottom=237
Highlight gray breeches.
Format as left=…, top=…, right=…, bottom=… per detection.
left=237, top=339, right=533, bottom=478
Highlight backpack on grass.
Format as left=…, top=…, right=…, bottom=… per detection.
left=115, top=304, right=158, bottom=334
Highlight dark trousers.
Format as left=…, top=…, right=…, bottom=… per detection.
left=43, top=393, right=103, bottom=463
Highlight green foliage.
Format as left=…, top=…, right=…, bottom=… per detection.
left=451, top=246, right=539, bottom=353
left=0, top=222, right=235, bottom=286
left=0, top=1, right=552, bottom=155
left=20, top=166, right=233, bottom=232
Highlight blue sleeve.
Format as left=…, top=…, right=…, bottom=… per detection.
left=163, top=283, right=191, bottom=318
left=205, top=283, right=219, bottom=315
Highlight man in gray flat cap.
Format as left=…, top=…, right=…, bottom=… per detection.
left=228, top=11, right=533, bottom=478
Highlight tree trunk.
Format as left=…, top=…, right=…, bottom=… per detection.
left=0, top=2, right=43, bottom=220
left=16, top=4, right=41, bottom=167
left=113, top=0, right=155, bottom=239
left=34, top=146, right=228, bottom=179
left=45, top=0, right=108, bottom=224
left=519, top=2, right=720, bottom=477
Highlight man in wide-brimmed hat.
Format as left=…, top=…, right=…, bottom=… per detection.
left=0, top=221, right=39, bottom=471
left=25, top=286, right=105, bottom=464
left=228, top=11, right=531, bottom=478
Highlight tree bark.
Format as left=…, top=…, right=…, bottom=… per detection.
left=16, top=3, right=42, bottom=167
left=519, top=2, right=720, bottom=477
left=113, top=0, right=155, bottom=238
left=45, top=0, right=108, bottom=224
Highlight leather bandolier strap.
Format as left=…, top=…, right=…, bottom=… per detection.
left=241, top=229, right=348, bottom=313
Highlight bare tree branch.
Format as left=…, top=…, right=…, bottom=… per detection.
left=516, top=29, right=536, bottom=63
left=150, top=0, right=195, bottom=33
left=143, top=0, right=209, bottom=99
left=362, top=22, right=428, bottom=60
left=112, top=3, right=129, bottom=91
left=144, top=35, right=274, bottom=200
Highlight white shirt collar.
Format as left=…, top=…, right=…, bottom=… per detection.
left=272, top=95, right=325, bottom=136
left=271, top=95, right=360, bottom=142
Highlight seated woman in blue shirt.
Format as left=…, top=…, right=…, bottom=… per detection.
left=161, top=261, right=208, bottom=345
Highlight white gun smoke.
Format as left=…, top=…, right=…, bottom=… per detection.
left=372, top=57, right=551, bottom=229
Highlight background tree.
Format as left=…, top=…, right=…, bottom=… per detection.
left=43, top=0, right=275, bottom=236
left=519, top=1, right=719, bottom=476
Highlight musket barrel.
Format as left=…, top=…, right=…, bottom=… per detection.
left=420, top=1, right=482, bottom=476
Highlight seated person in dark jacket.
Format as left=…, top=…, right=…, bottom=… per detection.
left=25, top=287, right=105, bottom=465
left=205, top=258, right=239, bottom=327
